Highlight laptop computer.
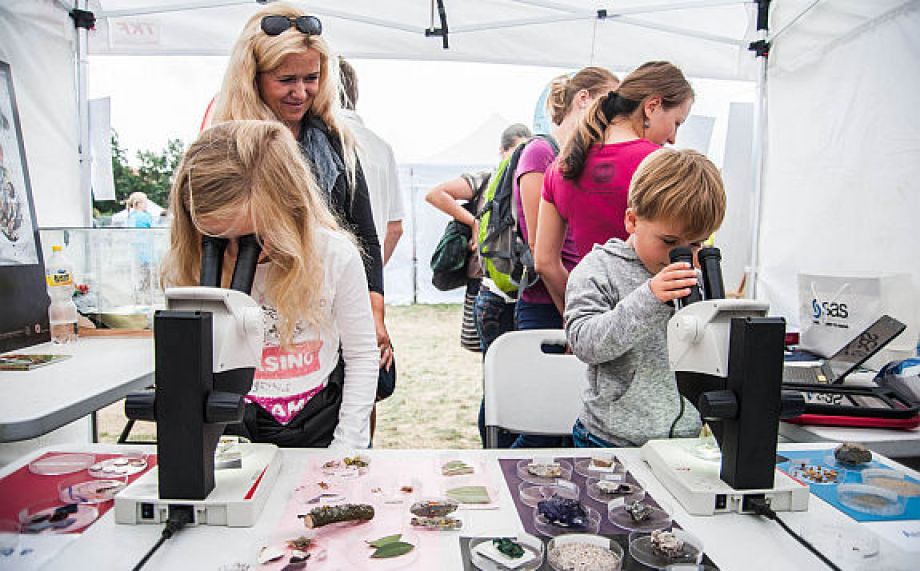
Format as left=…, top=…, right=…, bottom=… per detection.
left=782, top=314, right=906, bottom=384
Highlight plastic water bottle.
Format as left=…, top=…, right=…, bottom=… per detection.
left=46, top=245, right=78, bottom=344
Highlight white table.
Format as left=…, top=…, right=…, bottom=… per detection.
left=6, top=443, right=917, bottom=570
left=0, top=338, right=154, bottom=442
left=780, top=421, right=920, bottom=459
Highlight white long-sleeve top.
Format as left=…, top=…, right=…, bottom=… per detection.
left=246, top=227, right=378, bottom=449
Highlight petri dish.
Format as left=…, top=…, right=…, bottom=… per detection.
left=837, top=484, right=907, bottom=517
left=860, top=468, right=920, bottom=497
left=0, top=519, right=20, bottom=558
left=517, top=459, right=574, bottom=485
left=629, top=529, right=703, bottom=569
left=518, top=481, right=580, bottom=508
left=319, top=454, right=370, bottom=479
left=58, top=476, right=127, bottom=504
left=87, top=453, right=148, bottom=478
left=798, top=520, right=879, bottom=564
left=574, top=456, right=625, bottom=479
left=608, top=501, right=672, bottom=532
left=19, top=502, right=99, bottom=534
left=28, top=453, right=95, bottom=476
left=533, top=503, right=601, bottom=538
left=585, top=478, right=644, bottom=505
left=546, top=533, right=624, bottom=571
left=787, top=461, right=844, bottom=485
left=469, top=533, right=544, bottom=571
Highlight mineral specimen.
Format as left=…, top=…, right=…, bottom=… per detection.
left=537, top=495, right=588, bottom=528
left=625, top=500, right=654, bottom=522
left=650, top=530, right=685, bottom=559
left=492, top=538, right=525, bottom=559
left=527, top=462, right=563, bottom=478
left=596, top=481, right=637, bottom=495
left=835, top=442, right=872, bottom=466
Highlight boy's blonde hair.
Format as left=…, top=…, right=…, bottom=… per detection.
left=162, top=120, right=343, bottom=347
left=628, top=148, right=726, bottom=238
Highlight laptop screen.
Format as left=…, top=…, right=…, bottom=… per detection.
left=827, top=315, right=906, bottom=379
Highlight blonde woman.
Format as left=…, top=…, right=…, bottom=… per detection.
left=163, top=120, right=378, bottom=449
left=213, top=4, right=393, bottom=372
left=535, top=61, right=694, bottom=314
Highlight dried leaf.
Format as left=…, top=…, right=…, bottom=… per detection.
left=446, top=485, right=491, bottom=504
left=367, top=533, right=402, bottom=548
left=371, top=541, right=415, bottom=558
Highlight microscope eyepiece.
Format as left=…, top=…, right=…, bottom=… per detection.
left=230, top=234, right=262, bottom=295
left=668, top=247, right=702, bottom=308
left=698, top=247, right=725, bottom=300
left=200, top=235, right=228, bottom=287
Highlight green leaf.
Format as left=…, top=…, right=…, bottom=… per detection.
left=371, top=541, right=415, bottom=558
left=366, top=534, right=402, bottom=548
left=446, top=486, right=491, bottom=504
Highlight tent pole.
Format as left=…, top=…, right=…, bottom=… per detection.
left=747, top=0, right=770, bottom=299
left=75, top=0, right=92, bottom=226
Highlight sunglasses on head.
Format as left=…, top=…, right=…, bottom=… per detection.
left=260, top=15, right=322, bottom=37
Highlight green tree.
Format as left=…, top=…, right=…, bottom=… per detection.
left=95, top=131, right=185, bottom=217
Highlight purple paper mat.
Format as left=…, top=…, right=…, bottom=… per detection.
left=498, top=456, right=665, bottom=537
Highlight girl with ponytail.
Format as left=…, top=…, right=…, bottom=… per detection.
left=534, top=61, right=693, bottom=314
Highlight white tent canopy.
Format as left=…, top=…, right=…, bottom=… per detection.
left=1, top=0, right=918, bottom=341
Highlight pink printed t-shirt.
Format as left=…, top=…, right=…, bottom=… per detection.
left=542, top=139, right=659, bottom=260
left=513, top=138, right=577, bottom=304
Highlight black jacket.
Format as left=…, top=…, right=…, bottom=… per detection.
left=298, top=116, right=383, bottom=295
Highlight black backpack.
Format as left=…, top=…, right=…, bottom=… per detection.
left=430, top=172, right=492, bottom=291
left=477, top=135, right=559, bottom=295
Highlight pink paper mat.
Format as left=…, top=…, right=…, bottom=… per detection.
left=260, top=455, right=497, bottom=569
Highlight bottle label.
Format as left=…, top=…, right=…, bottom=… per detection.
left=46, top=272, right=73, bottom=287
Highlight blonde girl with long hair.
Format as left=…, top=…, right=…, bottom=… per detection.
left=534, top=61, right=694, bottom=314
left=213, top=3, right=393, bottom=373
left=163, top=120, right=378, bottom=449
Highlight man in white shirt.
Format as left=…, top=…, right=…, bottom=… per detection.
left=338, top=58, right=404, bottom=264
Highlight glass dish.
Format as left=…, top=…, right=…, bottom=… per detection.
left=608, top=501, right=671, bottom=532
left=533, top=503, right=601, bottom=537
left=546, top=533, right=624, bottom=571
left=786, top=459, right=845, bottom=485
left=585, top=478, right=644, bottom=505
left=798, top=520, right=879, bottom=565
left=319, top=454, right=370, bottom=479
left=87, top=453, right=148, bottom=478
left=58, top=475, right=127, bottom=504
left=469, top=533, right=544, bottom=571
left=19, top=502, right=99, bottom=534
left=516, top=459, right=573, bottom=485
left=837, top=484, right=907, bottom=517
left=860, top=468, right=920, bottom=497
left=518, top=481, right=580, bottom=508
left=573, top=456, right=625, bottom=479
left=28, top=453, right=95, bottom=476
left=629, top=529, right=703, bottom=569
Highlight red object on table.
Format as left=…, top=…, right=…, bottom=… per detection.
left=784, top=414, right=920, bottom=430
left=0, top=452, right=157, bottom=533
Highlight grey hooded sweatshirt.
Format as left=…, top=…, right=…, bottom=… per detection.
left=565, top=238, right=701, bottom=446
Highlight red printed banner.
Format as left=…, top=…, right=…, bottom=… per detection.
left=256, top=340, right=323, bottom=380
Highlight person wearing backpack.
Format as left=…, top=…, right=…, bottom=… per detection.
left=535, top=62, right=694, bottom=315
left=509, top=67, right=620, bottom=448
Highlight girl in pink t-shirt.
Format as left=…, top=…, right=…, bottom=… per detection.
left=535, top=61, right=695, bottom=314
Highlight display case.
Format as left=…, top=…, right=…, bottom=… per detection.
left=39, top=227, right=169, bottom=329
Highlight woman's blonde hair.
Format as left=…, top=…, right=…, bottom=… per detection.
left=546, top=67, right=620, bottom=126
left=628, top=148, right=726, bottom=239
left=560, top=61, right=693, bottom=180
left=212, top=3, right=357, bottom=185
left=163, top=120, right=342, bottom=346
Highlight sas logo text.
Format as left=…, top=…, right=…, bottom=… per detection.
left=811, top=299, right=848, bottom=320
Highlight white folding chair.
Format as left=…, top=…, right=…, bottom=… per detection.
left=483, top=329, right=588, bottom=448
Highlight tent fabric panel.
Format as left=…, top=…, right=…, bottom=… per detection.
left=759, top=6, right=920, bottom=337
left=0, top=0, right=85, bottom=227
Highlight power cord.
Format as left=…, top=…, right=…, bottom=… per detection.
left=748, top=498, right=841, bottom=571
left=132, top=506, right=195, bottom=571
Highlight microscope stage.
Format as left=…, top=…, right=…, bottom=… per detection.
left=114, top=443, right=281, bottom=527
left=641, top=438, right=809, bottom=516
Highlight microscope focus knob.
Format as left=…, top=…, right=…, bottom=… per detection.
left=779, top=390, right=807, bottom=419
left=124, top=390, right=156, bottom=422
left=698, top=390, right=738, bottom=421
left=673, top=315, right=701, bottom=344
left=205, top=391, right=246, bottom=424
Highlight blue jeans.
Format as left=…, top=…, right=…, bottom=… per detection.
left=572, top=419, right=618, bottom=448
left=474, top=289, right=517, bottom=448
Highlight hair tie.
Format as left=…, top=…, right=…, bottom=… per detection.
left=602, top=91, right=619, bottom=122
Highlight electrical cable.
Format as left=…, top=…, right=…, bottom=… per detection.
left=748, top=498, right=841, bottom=571
left=131, top=506, right=194, bottom=571
left=668, top=396, right=686, bottom=438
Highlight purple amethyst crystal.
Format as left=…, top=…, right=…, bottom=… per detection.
left=537, top=494, right=587, bottom=528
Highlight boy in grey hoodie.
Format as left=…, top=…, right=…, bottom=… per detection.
left=565, top=149, right=727, bottom=447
